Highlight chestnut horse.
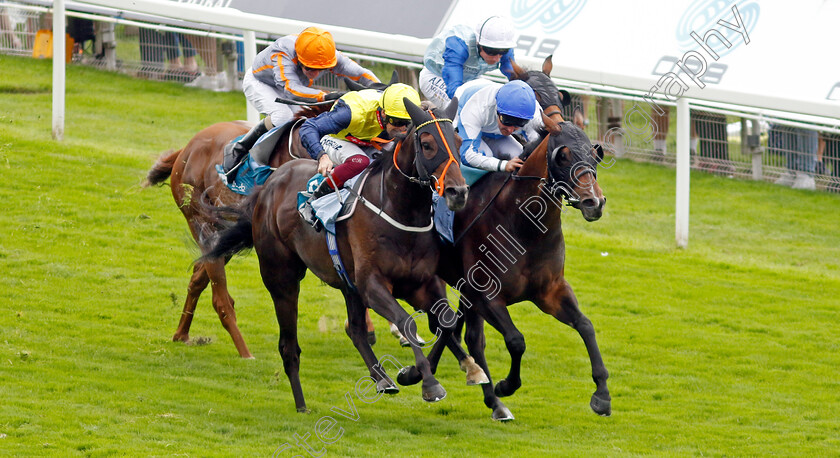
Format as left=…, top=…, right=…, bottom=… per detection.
left=144, top=109, right=323, bottom=359
left=202, top=98, right=477, bottom=412
left=402, top=122, right=610, bottom=421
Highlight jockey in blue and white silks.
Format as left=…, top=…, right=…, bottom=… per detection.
left=454, top=79, right=543, bottom=173
left=420, top=16, right=519, bottom=108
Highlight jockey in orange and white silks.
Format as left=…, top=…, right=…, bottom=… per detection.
left=225, top=27, right=380, bottom=175
left=246, top=26, right=379, bottom=127
left=454, top=79, right=542, bottom=173
left=420, top=16, right=518, bottom=108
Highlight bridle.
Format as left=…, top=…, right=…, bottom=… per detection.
left=390, top=110, right=458, bottom=196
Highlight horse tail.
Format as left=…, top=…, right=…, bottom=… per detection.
left=198, top=189, right=260, bottom=262
left=144, top=149, right=181, bottom=187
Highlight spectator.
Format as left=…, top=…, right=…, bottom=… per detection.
left=420, top=15, right=519, bottom=108
left=225, top=26, right=379, bottom=175
left=818, top=132, right=840, bottom=192
left=770, top=124, right=817, bottom=190
left=0, top=7, right=23, bottom=50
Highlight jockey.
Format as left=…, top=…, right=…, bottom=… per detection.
left=455, top=79, right=542, bottom=172
left=299, top=83, right=422, bottom=207
left=224, top=26, right=380, bottom=174
left=420, top=15, right=519, bottom=108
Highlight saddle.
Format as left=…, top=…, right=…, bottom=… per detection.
left=297, top=171, right=371, bottom=234
left=217, top=121, right=299, bottom=195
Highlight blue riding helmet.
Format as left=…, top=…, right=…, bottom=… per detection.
left=495, top=80, right=536, bottom=120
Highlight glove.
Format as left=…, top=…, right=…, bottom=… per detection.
left=323, top=91, right=346, bottom=101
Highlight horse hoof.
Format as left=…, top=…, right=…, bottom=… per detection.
left=494, top=378, right=520, bottom=398
left=422, top=383, right=446, bottom=402
left=590, top=393, right=612, bottom=417
left=492, top=406, right=515, bottom=422
left=396, top=366, right=422, bottom=386
left=172, top=334, right=189, bottom=343
left=376, top=378, right=400, bottom=395
left=466, top=369, right=490, bottom=386
left=296, top=407, right=311, bottom=414
left=367, top=331, right=376, bottom=346
left=460, top=356, right=490, bottom=385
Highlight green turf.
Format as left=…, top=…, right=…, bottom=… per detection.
left=1, top=54, right=839, bottom=457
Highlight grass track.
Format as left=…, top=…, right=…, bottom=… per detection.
left=1, top=55, right=839, bottom=456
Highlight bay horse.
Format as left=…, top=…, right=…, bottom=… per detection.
left=144, top=109, right=323, bottom=359
left=402, top=122, right=610, bottom=421
left=513, top=54, right=569, bottom=135
left=202, top=98, right=478, bottom=412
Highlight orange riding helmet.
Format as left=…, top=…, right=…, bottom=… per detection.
left=294, top=27, right=338, bottom=69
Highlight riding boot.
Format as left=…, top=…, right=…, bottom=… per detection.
left=299, top=179, right=335, bottom=231
left=224, top=121, right=269, bottom=175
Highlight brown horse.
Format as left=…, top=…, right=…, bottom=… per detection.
left=202, top=98, right=475, bottom=412
left=144, top=109, right=323, bottom=359
left=513, top=55, right=569, bottom=135
left=400, top=122, right=610, bottom=421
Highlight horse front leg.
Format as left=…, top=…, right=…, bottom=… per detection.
left=536, top=279, right=611, bottom=417
left=341, top=289, right=398, bottom=394
left=462, top=304, right=513, bottom=421
left=396, top=279, right=488, bottom=387
left=359, top=279, right=446, bottom=403
left=474, top=298, right=526, bottom=399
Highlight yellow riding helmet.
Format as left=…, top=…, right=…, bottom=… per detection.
left=294, top=27, right=338, bottom=69
left=380, top=83, right=421, bottom=120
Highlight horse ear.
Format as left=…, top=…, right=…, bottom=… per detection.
left=379, top=139, right=397, bottom=156
left=388, top=70, right=400, bottom=86
left=593, top=144, right=605, bottom=162
left=558, top=89, right=572, bottom=107
left=510, top=61, right=528, bottom=80
left=444, top=96, right=458, bottom=120
left=343, top=77, right=367, bottom=92
left=403, top=97, right=428, bottom=125
left=542, top=55, right=553, bottom=76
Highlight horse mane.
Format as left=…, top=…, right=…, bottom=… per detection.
left=295, top=104, right=333, bottom=120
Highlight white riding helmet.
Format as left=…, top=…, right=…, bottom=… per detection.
left=474, top=16, right=517, bottom=49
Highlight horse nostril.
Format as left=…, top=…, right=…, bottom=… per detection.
left=581, top=198, right=599, bottom=209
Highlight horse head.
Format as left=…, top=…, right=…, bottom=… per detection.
left=519, top=122, right=605, bottom=222
left=400, top=97, right=469, bottom=210
left=545, top=122, right=606, bottom=221
left=513, top=55, right=571, bottom=134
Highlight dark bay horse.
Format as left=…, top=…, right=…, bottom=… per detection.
left=144, top=109, right=323, bottom=358
left=513, top=55, right=569, bottom=135
left=403, top=122, right=610, bottom=421
left=203, top=98, right=477, bottom=412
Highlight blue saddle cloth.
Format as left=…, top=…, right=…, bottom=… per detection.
left=215, top=156, right=273, bottom=195
left=433, top=165, right=491, bottom=244
left=297, top=174, right=361, bottom=234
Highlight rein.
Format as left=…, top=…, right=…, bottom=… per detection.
left=452, top=173, right=512, bottom=245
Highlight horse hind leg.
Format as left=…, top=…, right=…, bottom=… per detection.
left=204, top=258, right=253, bottom=359
left=172, top=262, right=210, bottom=344
left=537, top=280, right=611, bottom=417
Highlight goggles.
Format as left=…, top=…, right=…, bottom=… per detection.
left=481, top=46, right=510, bottom=56
left=498, top=112, right=529, bottom=128
left=386, top=116, right=412, bottom=128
